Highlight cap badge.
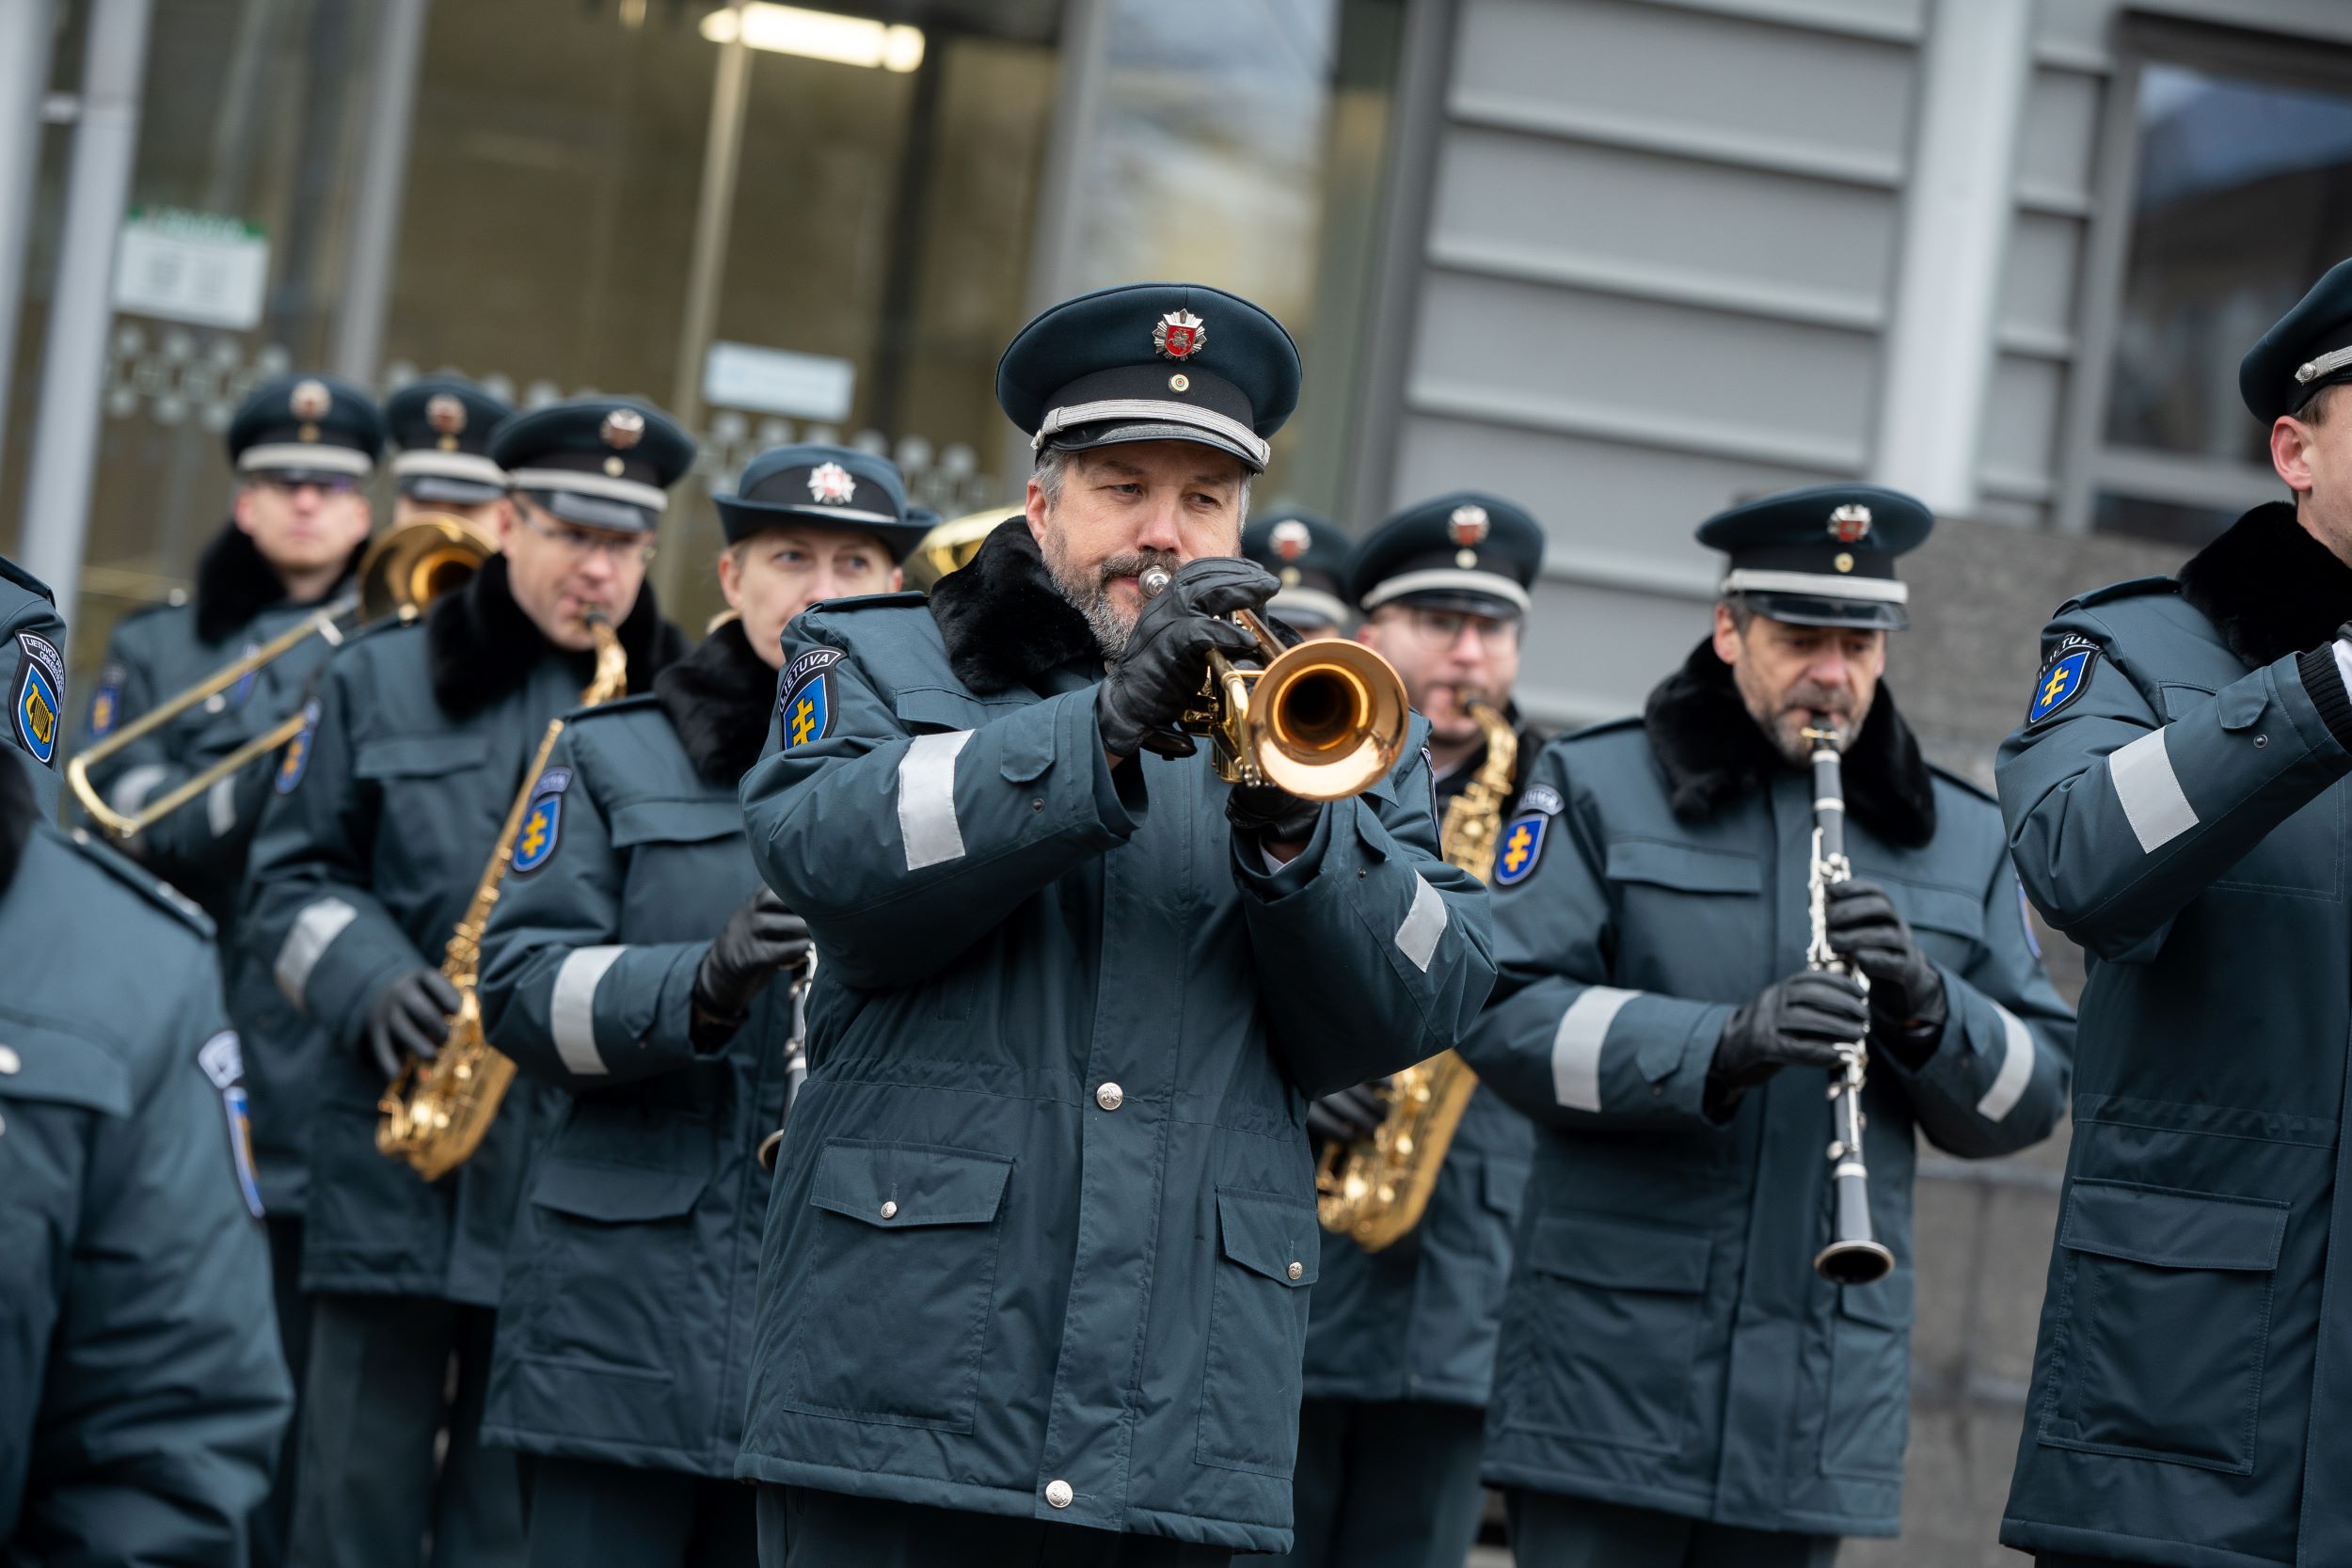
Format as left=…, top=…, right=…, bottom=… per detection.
left=808, top=461, right=858, bottom=505
left=1835, top=552, right=1855, bottom=574
left=1280, top=566, right=1301, bottom=586
left=291, top=378, right=330, bottom=442
left=1168, top=372, right=1190, bottom=393
left=1152, top=309, right=1206, bottom=361
left=601, top=409, right=646, bottom=451
left=427, top=392, right=467, bottom=451
left=1827, top=503, right=1872, bottom=543
left=1271, top=518, right=1312, bottom=562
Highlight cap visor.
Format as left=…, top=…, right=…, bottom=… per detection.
left=1738, top=592, right=1907, bottom=631
left=249, top=466, right=363, bottom=487
left=1044, top=419, right=1264, bottom=473
left=403, top=474, right=507, bottom=506
left=1384, top=588, right=1525, bottom=621
left=529, top=487, right=659, bottom=533
left=715, top=497, right=930, bottom=560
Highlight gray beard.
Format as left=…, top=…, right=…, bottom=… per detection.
left=1041, top=536, right=1178, bottom=659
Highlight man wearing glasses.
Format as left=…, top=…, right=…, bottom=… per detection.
left=1269, top=494, right=1546, bottom=1568
left=242, top=396, right=692, bottom=1568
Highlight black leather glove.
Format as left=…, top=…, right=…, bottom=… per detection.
left=1708, top=970, right=1867, bottom=1117
left=1305, top=1081, right=1390, bottom=1150
left=1228, top=784, right=1320, bottom=847
left=692, top=889, right=812, bottom=1050
left=1824, top=879, right=1947, bottom=1069
left=364, top=967, right=461, bottom=1082
left=1094, top=558, right=1279, bottom=760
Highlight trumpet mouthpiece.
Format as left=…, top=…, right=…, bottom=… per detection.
left=1138, top=565, right=1172, bottom=599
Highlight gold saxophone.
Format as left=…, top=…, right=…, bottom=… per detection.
left=375, top=613, right=628, bottom=1180
left=1316, top=697, right=1517, bottom=1251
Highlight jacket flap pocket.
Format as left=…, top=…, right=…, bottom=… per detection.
left=809, top=1138, right=1013, bottom=1229
left=1882, top=878, right=1982, bottom=942
left=530, top=1156, right=709, bottom=1223
left=892, top=688, right=1002, bottom=735
left=1528, top=1212, right=1710, bottom=1293
left=1482, top=1156, right=1530, bottom=1216
left=1604, top=839, right=1761, bottom=895
left=355, top=733, right=489, bottom=779
left=610, top=797, right=740, bottom=848
left=0, top=1026, right=130, bottom=1116
left=1216, top=1187, right=1319, bottom=1287
left=2059, top=1180, right=2286, bottom=1272
left=1838, top=1271, right=1915, bottom=1328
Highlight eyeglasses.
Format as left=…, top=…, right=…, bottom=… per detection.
left=252, top=475, right=361, bottom=498
left=1390, top=607, right=1521, bottom=649
left=519, top=510, right=658, bottom=565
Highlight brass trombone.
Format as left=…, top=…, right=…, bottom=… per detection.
left=68, top=515, right=496, bottom=839
left=1137, top=564, right=1407, bottom=800
left=902, top=507, right=1013, bottom=592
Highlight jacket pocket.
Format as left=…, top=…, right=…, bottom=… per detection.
left=2038, top=1180, right=2287, bottom=1474
left=520, top=1152, right=712, bottom=1379
left=1820, top=1271, right=1915, bottom=1480
left=1503, top=1212, right=1711, bottom=1454
left=1197, top=1187, right=1320, bottom=1475
left=782, top=1138, right=1013, bottom=1433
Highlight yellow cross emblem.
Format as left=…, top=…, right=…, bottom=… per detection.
left=2042, top=666, right=2071, bottom=707
left=518, top=808, right=548, bottom=861
left=791, top=696, right=818, bottom=748
left=1502, top=822, right=1534, bottom=874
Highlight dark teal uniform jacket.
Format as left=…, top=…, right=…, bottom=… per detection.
left=731, top=526, right=1497, bottom=1555
left=476, top=621, right=789, bottom=1478
left=74, top=525, right=361, bottom=1214
left=0, top=764, right=289, bottom=1563
left=1299, top=721, right=1539, bottom=1410
left=1460, top=645, right=2071, bottom=1539
left=240, top=558, right=686, bottom=1303
left=1997, top=503, right=2352, bottom=1568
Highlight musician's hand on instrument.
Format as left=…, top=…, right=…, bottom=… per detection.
left=693, top=889, right=811, bottom=1050
left=1095, top=559, right=1277, bottom=760
left=364, top=967, right=461, bottom=1081
left=1226, top=782, right=1319, bottom=852
left=1306, top=1081, right=1390, bottom=1149
left=1823, top=879, right=1947, bottom=1049
left=1707, top=970, right=1867, bottom=1116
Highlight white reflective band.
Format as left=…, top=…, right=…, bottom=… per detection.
left=238, top=443, right=374, bottom=477
left=207, top=774, right=239, bottom=838
left=1814, top=798, right=1844, bottom=813
left=390, top=450, right=508, bottom=487
left=1033, top=398, right=1270, bottom=467
left=2296, top=345, right=2352, bottom=384
left=1552, top=986, right=1639, bottom=1113
left=1719, top=569, right=1909, bottom=604
left=275, top=897, right=358, bottom=1006
left=1978, top=1004, right=2036, bottom=1122
left=108, top=763, right=170, bottom=816
left=507, top=467, right=668, bottom=512
left=1393, top=873, right=1448, bottom=973
left=1268, top=587, right=1351, bottom=629
left=898, top=730, right=974, bottom=871
left=2109, top=727, right=2198, bottom=854
left=1359, top=568, right=1533, bottom=615
left=550, top=945, right=626, bottom=1076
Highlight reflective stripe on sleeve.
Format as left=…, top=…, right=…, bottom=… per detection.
left=108, top=763, right=169, bottom=816
left=1551, top=986, right=1639, bottom=1114
left=898, top=730, right=974, bottom=871
left=1977, top=1003, right=2036, bottom=1122
left=274, top=897, right=358, bottom=1007
left=549, top=945, right=626, bottom=1076
left=2109, top=728, right=2198, bottom=853
left=1393, top=872, right=1448, bottom=973
left=207, top=774, right=239, bottom=838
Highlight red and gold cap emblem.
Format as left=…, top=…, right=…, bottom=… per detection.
left=1152, top=309, right=1206, bottom=361
left=600, top=408, right=645, bottom=451
left=290, top=378, right=332, bottom=421
left=808, top=461, right=857, bottom=505
left=1448, top=503, right=1490, bottom=548
left=1270, top=518, right=1312, bottom=562
left=427, top=392, right=466, bottom=451
left=1827, top=503, right=1872, bottom=544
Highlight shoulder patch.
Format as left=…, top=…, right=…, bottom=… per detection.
left=277, top=699, right=322, bottom=794
left=2027, top=639, right=2097, bottom=724
left=1518, top=783, right=1565, bottom=818
left=2070, top=576, right=2179, bottom=610
left=1493, top=812, right=1549, bottom=887
left=779, top=646, right=842, bottom=751
left=64, top=828, right=215, bottom=936
left=197, top=1029, right=265, bottom=1220
left=87, top=662, right=125, bottom=738
left=13, top=632, right=63, bottom=766
left=510, top=768, right=571, bottom=875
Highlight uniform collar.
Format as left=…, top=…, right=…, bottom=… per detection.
left=926, top=518, right=1101, bottom=695
left=425, top=552, right=689, bottom=718
left=194, top=519, right=364, bottom=644
left=2176, top=499, right=2352, bottom=670
left=1643, top=639, right=1935, bottom=848
left=655, top=617, right=776, bottom=785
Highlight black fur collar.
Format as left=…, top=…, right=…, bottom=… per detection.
left=2177, top=500, right=2352, bottom=669
left=1643, top=640, right=1936, bottom=848
left=194, top=521, right=366, bottom=643
left=0, top=759, right=30, bottom=897
left=426, top=553, right=689, bottom=718
left=655, top=618, right=775, bottom=785
left=926, top=519, right=1100, bottom=695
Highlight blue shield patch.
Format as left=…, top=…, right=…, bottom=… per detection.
left=2028, top=647, right=2095, bottom=724
left=276, top=700, right=320, bottom=795
left=15, top=656, right=58, bottom=765
left=778, top=647, right=842, bottom=752
left=198, top=1030, right=264, bottom=1219
left=88, top=666, right=123, bottom=737
left=510, top=770, right=572, bottom=875
left=1493, top=813, right=1549, bottom=887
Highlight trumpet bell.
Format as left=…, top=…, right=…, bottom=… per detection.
left=903, top=508, right=1012, bottom=593
left=1250, top=640, right=1409, bottom=800
left=359, top=514, right=497, bottom=624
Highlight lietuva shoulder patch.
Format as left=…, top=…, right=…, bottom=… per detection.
left=2069, top=576, right=2179, bottom=610
left=62, top=826, right=215, bottom=937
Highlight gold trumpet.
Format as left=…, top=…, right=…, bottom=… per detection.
left=68, top=515, right=496, bottom=839
left=1136, top=564, right=1406, bottom=800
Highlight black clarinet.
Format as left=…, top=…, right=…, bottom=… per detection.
left=1804, top=726, right=1897, bottom=1287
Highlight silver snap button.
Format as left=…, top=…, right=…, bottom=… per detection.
left=880, top=1200, right=898, bottom=1220
left=1095, top=1082, right=1123, bottom=1111
left=1287, top=1260, right=1304, bottom=1281
left=1045, top=1479, right=1073, bottom=1509
left=0, top=1045, right=19, bottom=1074
left=2254, top=734, right=2268, bottom=748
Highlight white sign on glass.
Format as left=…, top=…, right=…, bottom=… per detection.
left=113, top=208, right=271, bottom=330
left=704, top=341, right=856, bottom=421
